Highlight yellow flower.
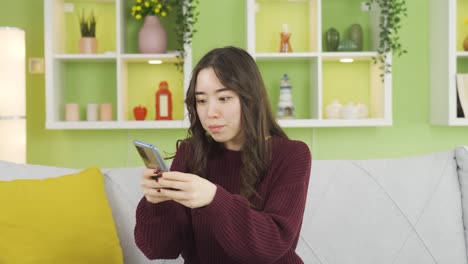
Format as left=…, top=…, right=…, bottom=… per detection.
left=131, top=0, right=170, bottom=20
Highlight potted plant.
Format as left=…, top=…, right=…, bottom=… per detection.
left=130, top=0, right=199, bottom=71
left=78, top=10, right=97, bottom=54
left=367, top=0, right=407, bottom=77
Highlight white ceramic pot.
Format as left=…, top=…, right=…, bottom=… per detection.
left=325, top=99, right=342, bottom=119
left=341, top=101, right=359, bottom=119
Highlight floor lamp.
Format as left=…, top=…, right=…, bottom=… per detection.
left=0, top=27, right=26, bottom=163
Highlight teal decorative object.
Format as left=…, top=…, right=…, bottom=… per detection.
left=325, top=28, right=340, bottom=52
left=348, top=24, right=363, bottom=51
left=337, top=38, right=359, bottom=52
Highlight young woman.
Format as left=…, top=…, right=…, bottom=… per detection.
left=134, top=46, right=312, bottom=263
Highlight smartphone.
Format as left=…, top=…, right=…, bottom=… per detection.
left=133, top=140, right=169, bottom=172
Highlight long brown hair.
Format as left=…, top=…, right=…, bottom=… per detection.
left=183, top=46, right=287, bottom=201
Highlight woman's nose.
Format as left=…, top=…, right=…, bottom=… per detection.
left=207, top=101, right=219, bottom=118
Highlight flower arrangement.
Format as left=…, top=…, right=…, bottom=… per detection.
left=131, top=0, right=172, bottom=20
left=130, top=0, right=199, bottom=72
left=78, top=10, right=96, bottom=38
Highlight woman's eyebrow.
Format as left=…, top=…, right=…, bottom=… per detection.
left=195, top=87, right=230, bottom=95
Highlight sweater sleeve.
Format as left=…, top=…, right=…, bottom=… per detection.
left=192, top=141, right=312, bottom=263
left=134, top=142, right=191, bottom=259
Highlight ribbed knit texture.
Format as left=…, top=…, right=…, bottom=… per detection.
left=134, top=136, right=311, bottom=263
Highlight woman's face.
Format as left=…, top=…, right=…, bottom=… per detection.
left=195, top=67, right=243, bottom=150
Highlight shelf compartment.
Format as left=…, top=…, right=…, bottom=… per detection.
left=456, top=0, right=468, bottom=52
left=58, top=61, right=117, bottom=122
left=120, top=60, right=185, bottom=122
left=120, top=52, right=181, bottom=63
left=120, top=0, right=179, bottom=54
left=45, top=120, right=190, bottom=130
left=257, top=58, right=319, bottom=120
left=54, top=54, right=117, bottom=61
left=278, top=118, right=390, bottom=127
left=254, top=0, right=317, bottom=53
left=254, top=52, right=319, bottom=60
left=52, top=0, right=117, bottom=54
left=321, top=0, right=380, bottom=52
left=321, top=58, right=384, bottom=119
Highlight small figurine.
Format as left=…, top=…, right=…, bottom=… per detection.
left=277, top=74, right=295, bottom=119
left=155, top=81, right=172, bottom=120
left=279, top=24, right=293, bottom=53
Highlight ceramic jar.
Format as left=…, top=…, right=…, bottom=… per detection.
left=356, top=102, right=369, bottom=118
left=341, top=101, right=359, bottom=119
left=325, top=99, right=342, bottom=119
left=139, top=16, right=167, bottom=54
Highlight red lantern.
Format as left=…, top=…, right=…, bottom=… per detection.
left=155, top=81, right=172, bottom=120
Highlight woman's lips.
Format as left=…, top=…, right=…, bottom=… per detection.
left=208, top=125, right=224, bottom=133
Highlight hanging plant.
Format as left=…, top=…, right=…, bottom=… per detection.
left=367, top=0, right=407, bottom=77
left=171, top=0, right=199, bottom=72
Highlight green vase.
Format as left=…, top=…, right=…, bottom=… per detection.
left=348, top=24, right=363, bottom=51
left=325, top=28, right=340, bottom=52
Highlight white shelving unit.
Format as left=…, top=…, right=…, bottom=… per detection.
left=246, top=0, right=393, bottom=127
left=430, top=0, right=468, bottom=126
left=44, top=0, right=192, bottom=130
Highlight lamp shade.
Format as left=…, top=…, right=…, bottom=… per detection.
left=0, top=27, right=25, bottom=116
left=0, top=27, right=26, bottom=163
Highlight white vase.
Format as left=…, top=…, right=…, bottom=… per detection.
left=139, top=16, right=167, bottom=54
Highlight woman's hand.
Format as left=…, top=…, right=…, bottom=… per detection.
left=141, top=168, right=172, bottom=204
left=157, top=172, right=217, bottom=209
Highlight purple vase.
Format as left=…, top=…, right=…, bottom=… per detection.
left=138, top=16, right=167, bottom=54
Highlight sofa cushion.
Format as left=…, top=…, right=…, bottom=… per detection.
left=298, top=150, right=467, bottom=264
left=0, top=167, right=123, bottom=264
left=456, top=146, right=468, bottom=256
left=103, top=167, right=184, bottom=264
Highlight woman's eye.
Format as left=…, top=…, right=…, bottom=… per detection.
left=196, top=99, right=206, bottom=104
left=219, top=96, right=232, bottom=102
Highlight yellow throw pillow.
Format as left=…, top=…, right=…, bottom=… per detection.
left=0, top=167, right=123, bottom=264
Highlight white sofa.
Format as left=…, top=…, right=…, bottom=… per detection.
left=2, top=146, right=468, bottom=264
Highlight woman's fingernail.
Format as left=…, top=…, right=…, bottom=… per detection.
left=156, top=188, right=161, bottom=193
left=153, top=169, right=159, bottom=174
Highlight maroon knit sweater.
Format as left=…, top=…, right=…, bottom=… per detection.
left=134, top=136, right=312, bottom=263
